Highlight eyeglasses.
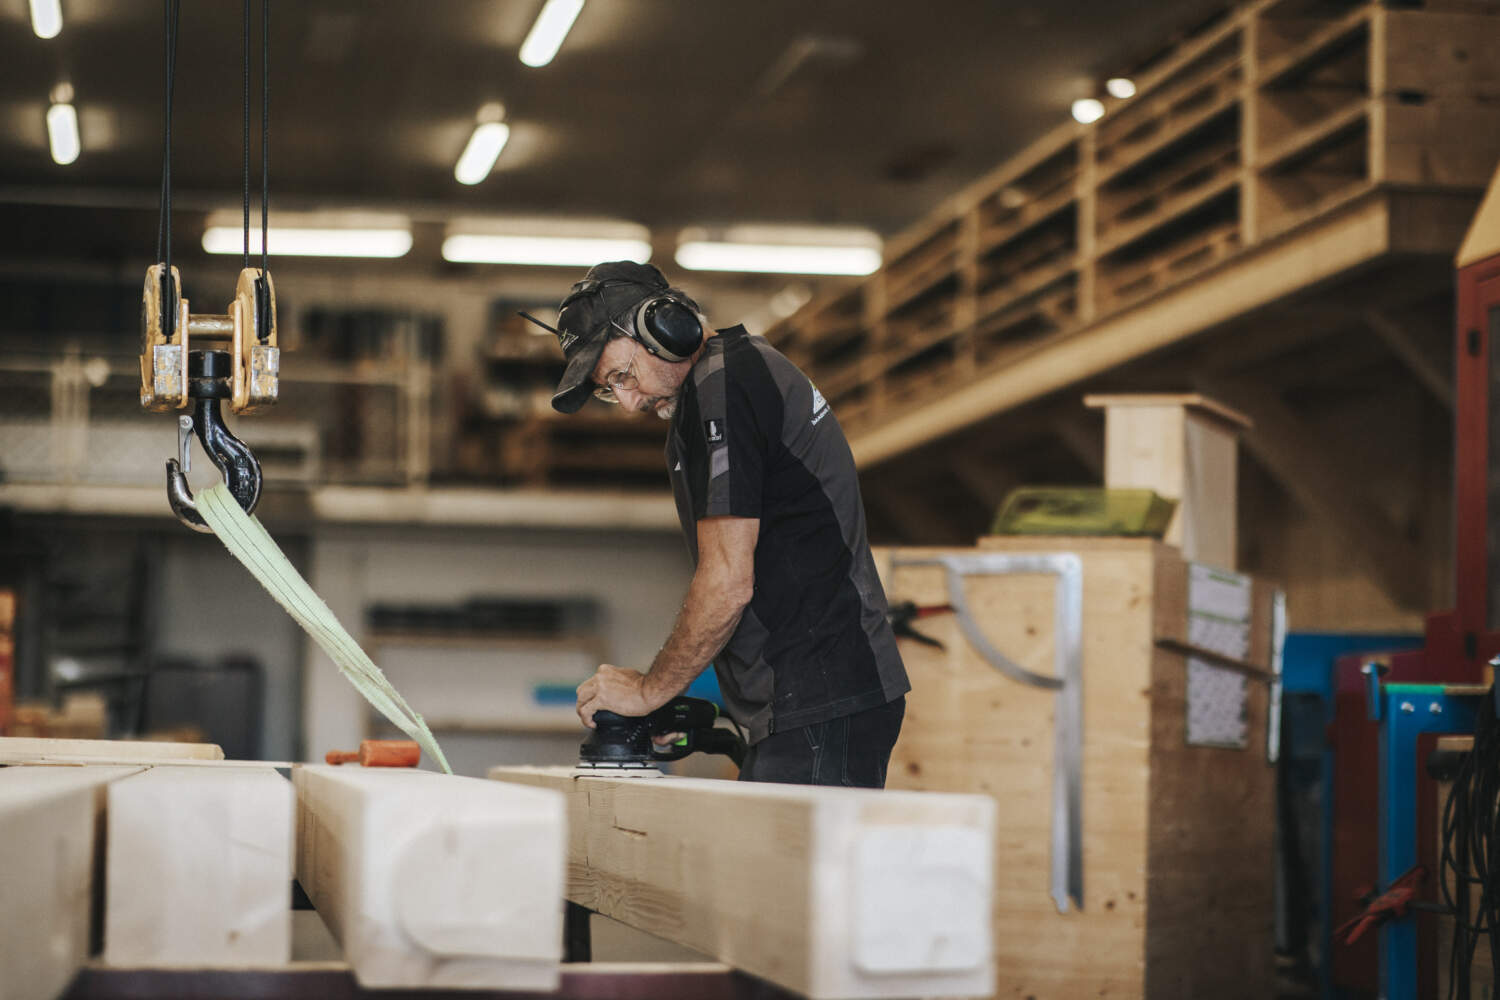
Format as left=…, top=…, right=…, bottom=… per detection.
left=592, top=338, right=640, bottom=404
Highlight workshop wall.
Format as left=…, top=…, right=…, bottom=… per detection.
left=301, top=523, right=692, bottom=775
left=158, top=531, right=308, bottom=760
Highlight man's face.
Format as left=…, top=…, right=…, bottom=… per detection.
left=591, top=335, right=689, bottom=421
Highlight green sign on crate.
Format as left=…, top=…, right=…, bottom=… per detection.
left=990, top=486, right=1177, bottom=537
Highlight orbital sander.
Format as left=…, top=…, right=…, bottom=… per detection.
left=576, top=696, right=746, bottom=776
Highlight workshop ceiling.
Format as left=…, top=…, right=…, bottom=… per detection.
left=0, top=0, right=1231, bottom=273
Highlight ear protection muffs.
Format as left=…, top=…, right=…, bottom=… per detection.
left=631, top=294, right=704, bottom=362
left=559, top=277, right=705, bottom=363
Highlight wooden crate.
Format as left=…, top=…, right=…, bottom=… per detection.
left=878, top=536, right=1279, bottom=999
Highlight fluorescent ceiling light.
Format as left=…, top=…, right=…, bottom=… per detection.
left=520, top=0, right=584, bottom=68
left=443, top=217, right=650, bottom=266
left=30, top=0, right=61, bottom=39
left=1106, top=77, right=1136, bottom=99
left=1071, top=98, right=1105, bottom=124
left=674, top=227, right=881, bottom=276
left=676, top=242, right=879, bottom=276
left=454, top=121, right=510, bottom=185
left=442, top=234, right=649, bottom=267
left=201, top=211, right=413, bottom=258
left=46, top=102, right=79, bottom=165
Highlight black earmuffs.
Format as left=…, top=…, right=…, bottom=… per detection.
left=629, top=293, right=704, bottom=362
left=558, top=277, right=705, bottom=362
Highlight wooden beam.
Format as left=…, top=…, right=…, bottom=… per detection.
left=0, top=736, right=225, bottom=765
left=104, top=766, right=293, bottom=968
left=950, top=461, right=1020, bottom=513
left=850, top=189, right=1401, bottom=467
left=864, top=484, right=965, bottom=545
left=1051, top=412, right=1106, bottom=478
left=0, top=765, right=144, bottom=1000
left=293, top=765, right=566, bottom=991
left=1362, top=309, right=1455, bottom=409
left=1195, top=378, right=1430, bottom=607
left=488, top=766, right=996, bottom=1000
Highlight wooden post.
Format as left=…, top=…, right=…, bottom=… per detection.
left=0, top=765, right=144, bottom=1000
left=292, top=765, right=566, bottom=991
left=488, top=766, right=996, bottom=1000
left=1084, top=392, right=1251, bottom=568
left=103, top=765, right=293, bottom=967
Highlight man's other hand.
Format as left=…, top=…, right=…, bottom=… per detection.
left=576, top=664, right=657, bottom=728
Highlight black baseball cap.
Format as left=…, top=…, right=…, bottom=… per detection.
left=541, top=261, right=673, bottom=414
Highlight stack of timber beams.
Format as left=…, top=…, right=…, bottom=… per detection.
left=765, top=0, right=1500, bottom=466
left=0, top=742, right=571, bottom=998
left=488, top=766, right=997, bottom=1000
left=878, top=537, right=1281, bottom=997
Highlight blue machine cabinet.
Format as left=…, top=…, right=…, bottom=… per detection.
left=1370, top=680, right=1480, bottom=999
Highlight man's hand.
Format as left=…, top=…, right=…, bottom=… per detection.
left=575, top=663, right=661, bottom=728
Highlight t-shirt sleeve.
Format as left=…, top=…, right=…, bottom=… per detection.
left=683, top=353, right=774, bottom=521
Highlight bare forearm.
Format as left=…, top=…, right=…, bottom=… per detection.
left=642, top=574, right=748, bottom=705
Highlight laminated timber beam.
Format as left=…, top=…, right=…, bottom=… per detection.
left=103, top=765, right=294, bottom=968
left=1361, top=308, right=1454, bottom=410
left=0, top=765, right=144, bottom=1000
left=292, top=766, right=567, bottom=991
left=488, top=766, right=996, bottom=1000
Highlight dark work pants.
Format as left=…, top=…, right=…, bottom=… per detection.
left=737, top=697, right=905, bottom=788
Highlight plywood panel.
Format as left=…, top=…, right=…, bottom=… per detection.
left=882, top=537, right=1278, bottom=998
left=881, top=538, right=1158, bottom=998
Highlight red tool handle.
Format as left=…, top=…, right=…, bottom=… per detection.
left=324, top=739, right=421, bottom=767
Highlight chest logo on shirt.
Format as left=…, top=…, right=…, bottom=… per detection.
left=704, top=419, right=725, bottom=445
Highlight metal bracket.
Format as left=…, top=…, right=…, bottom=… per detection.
left=892, top=552, right=1083, bottom=913
left=1266, top=590, right=1288, bottom=764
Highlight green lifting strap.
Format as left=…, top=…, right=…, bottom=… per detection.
left=197, top=483, right=451, bottom=774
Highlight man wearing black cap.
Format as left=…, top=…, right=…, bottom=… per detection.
left=542, top=261, right=909, bottom=788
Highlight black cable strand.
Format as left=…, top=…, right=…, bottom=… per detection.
left=1439, top=687, right=1500, bottom=998
left=242, top=0, right=250, bottom=270
left=261, top=0, right=270, bottom=276
left=155, top=0, right=180, bottom=267
left=155, top=0, right=167, bottom=264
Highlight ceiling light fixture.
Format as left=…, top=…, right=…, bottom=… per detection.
left=519, top=0, right=584, bottom=68
left=454, top=121, right=510, bottom=185
left=46, top=101, right=79, bottom=165
left=675, top=226, right=881, bottom=276
left=30, top=0, right=62, bottom=39
left=1071, top=98, right=1105, bottom=125
left=201, top=211, right=413, bottom=258
left=442, top=217, right=650, bottom=266
left=1106, top=77, right=1136, bottom=99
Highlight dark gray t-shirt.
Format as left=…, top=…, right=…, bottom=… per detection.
left=666, top=325, right=909, bottom=744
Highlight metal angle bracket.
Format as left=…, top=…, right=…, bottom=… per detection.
left=893, top=552, right=1084, bottom=913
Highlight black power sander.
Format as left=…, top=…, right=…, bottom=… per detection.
left=576, top=696, right=746, bottom=775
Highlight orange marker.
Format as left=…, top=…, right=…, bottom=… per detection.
left=324, top=739, right=421, bottom=768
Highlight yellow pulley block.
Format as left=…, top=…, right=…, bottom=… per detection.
left=138, top=265, right=280, bottom=415
left=139, top=263, right=188, bottom=412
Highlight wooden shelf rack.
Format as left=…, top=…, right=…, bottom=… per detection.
left=763, top=0, right=1500, bottom=459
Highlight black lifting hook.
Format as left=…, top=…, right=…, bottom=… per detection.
left=166, top=350, right=263, bottom=533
